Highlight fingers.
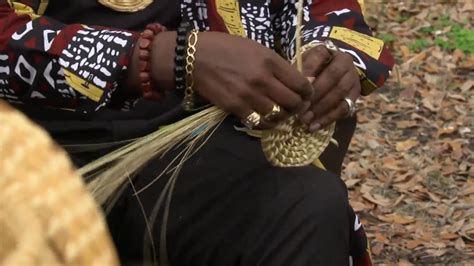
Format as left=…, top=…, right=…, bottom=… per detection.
left=302, top=44, right=333, bottom=77
left=308, top=82, right=360, bottom=132
left=272, top=55, right=313, bottom=101
left=299, top=70, right=352, bottom=125
left=242, top=90, right=276, bottom=117
left=311, top=70, right=355, bottom=119
left=241, top=90, right=289, bottom=127
left=307, top=101, right=348, bottom=132
left=311, top=52, right=354, bottom=104
left=264, top=78, right=309, bottom=115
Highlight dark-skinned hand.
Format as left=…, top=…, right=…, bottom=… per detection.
left=299, top=44, right=361, bottom=132
left=193, top=32, right=315, bottom=127
left=145, top=31, right=313, bottom=128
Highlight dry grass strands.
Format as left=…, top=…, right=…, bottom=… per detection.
left=82, top=106, right=227, bottom=206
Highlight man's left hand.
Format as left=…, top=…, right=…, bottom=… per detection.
left=299, top=45, right=361, bottom=132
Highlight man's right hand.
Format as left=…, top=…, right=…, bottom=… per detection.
left=151, top=31, right=312, bottom=128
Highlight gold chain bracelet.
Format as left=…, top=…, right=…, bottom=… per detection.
left=183, top=29, right=199, bottom=111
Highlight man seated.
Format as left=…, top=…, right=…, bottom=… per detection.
left=0, top=0, right=393, bottom=265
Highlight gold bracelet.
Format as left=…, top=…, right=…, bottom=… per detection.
left=183, top=29, right=199, bottom=111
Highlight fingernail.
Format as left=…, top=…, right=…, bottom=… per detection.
left=309, top=123, right=321, bottom=132
left=306, top=77, right=315, bottom=83
left=299, top=111, right=314, bottom=124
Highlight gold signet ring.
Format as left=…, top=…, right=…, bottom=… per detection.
left=242, top=112, right=262, bottom=129
left=263, top=104, right=282, bottom=122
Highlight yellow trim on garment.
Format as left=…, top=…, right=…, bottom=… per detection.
left=37, top=0, right=49, bottom=15
left=329, top=26, right=384, bottom=60
left=63, top=70, right=104, bottom=102
left=7, top=0, right=49, bottom=18
left=216, top=0, right=246, bottom=37
left=7, top=2, right=39, bottom=19
left=355, top=66, right=379, bottom=96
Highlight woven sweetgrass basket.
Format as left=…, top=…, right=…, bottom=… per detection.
left=262, top=117, right=335, bottom=167
left=261, top=41, right=336, bottom=167
left=0, top=101, right=119, bottom=266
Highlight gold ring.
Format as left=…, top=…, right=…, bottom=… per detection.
left=264, top=104, right=282, bottom=121
left=242, top=112, right=261, bottom=129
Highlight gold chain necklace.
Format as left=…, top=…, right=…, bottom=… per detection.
left=98, top=0, right=153, bottom=12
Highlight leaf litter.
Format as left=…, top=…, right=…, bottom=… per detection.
left=343, top=0, right=473, bottom=264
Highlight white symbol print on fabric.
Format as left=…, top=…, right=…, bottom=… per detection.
left=354, top=214, right=362, bottom=231
left=326, top=8, right=351, bottom=16
left=12, top=21, right=33, bottom=40
left=43, top=29, right=60, bottom=51
left=181, top=0, right=210, bottom=31
left=340, top=48, right=367, bottom=70
left=241, top=2, right=274, bottom=47
left=60, top=28, right=134, bottom=90
left=0, top=54, right=19, bottom=103
left=15, top=56, right=37, bottom=85
left=0, top=54, right=9, bottom=75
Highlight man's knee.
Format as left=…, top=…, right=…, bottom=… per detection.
left=273, top=165, right=348, bottom=214
left=244, top=166, right=351, bottom=265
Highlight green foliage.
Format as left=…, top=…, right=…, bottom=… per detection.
left=413, top=16, right=474, bottom=54
left=448, top=25, right=474, bottom=54
left=419, top=26, right=434, bottom=33
left=408, top=39, right=431, bottom=52
left=395, top=14, right=410, bottom=23
left=378, top=33, right=396, bottom=44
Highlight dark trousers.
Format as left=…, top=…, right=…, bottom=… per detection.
left=21, top=100, right=367, bottom=266
left=107, top=119, right=354, bottom=266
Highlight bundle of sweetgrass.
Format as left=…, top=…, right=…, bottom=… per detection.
left=80, top=106, right=227, bottom=206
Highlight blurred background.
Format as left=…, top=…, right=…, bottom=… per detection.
left=344, top=0, right=473, bottom=263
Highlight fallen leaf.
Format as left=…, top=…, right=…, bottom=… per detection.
left=345, top=179, right=361, bottom=188
left=396, top=120, right=418, bottom=129
left=398, top=259, right=412, bottom=266
left=440, top=231, right=460, bottom=240
left=460, top=79, right=474, bottom=92
left=371, top=242, right=384, bottom=256
left=425, top=249, right=447, bottom=257
left=378, top=213, right=416, bottom=225
left=406, top=240, right=424, bottom=249
left=449, top=219, right=466, bottom=233
left=396, top=139, right=419, bottom=152
left=351, top=200, right=373, bottom=212
left=363, top=192, right=393, bottom=207
left=382, top=156, right=403, bottom=171
left=426, top=191, right=441, bottom=203
left=454, top=238, right=465, bottom=251
left=437, top=125, right=457, bottom=137
left=399, top=87, right=417, bottom=99
left=447, top=93, right=466, bottom=101
left=375, top=233, right=388, bottom=244
left=400, top=45, right=411, bottom=59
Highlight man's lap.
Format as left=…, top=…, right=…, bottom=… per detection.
left=108, top=120, right=351, bottom=265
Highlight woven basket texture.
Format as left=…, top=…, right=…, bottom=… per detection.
left=0, top=101, right=118, bottom=266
